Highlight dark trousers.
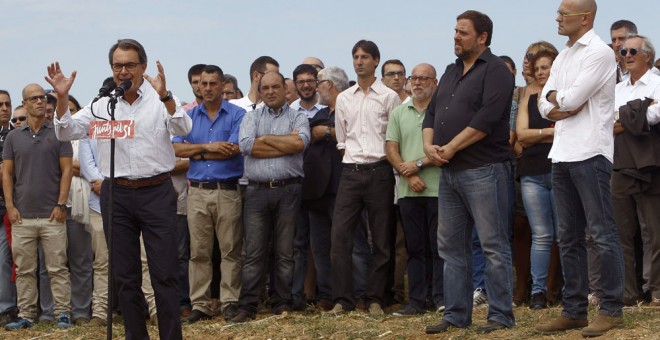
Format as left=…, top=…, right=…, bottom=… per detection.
left=331, top=164, right=394, bottom=308
left=101, top=179, right=182, bottom=340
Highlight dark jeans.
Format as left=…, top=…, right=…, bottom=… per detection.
left=307, top=195, right=335, bottom=302
left=437, top=162, right=514, bottom=328
left=552, top=156, right=624, bottom=319
left=101, top=179, right=182, bottom=340
left=331, top=164, right=394, bottom=309
left=292, top=208, right=310, bottom=302
left=176, top=214, right=191, bottom=309
left=239, top=183, right=301, bottom=315
left=398, top=197, right=443, bottom=309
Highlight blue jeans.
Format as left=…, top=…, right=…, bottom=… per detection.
left=521, top=173, right=557, bottom=295
left=352, top=210, right=372, bottom=302
left=552, top=156, right=624, bottom=319
left=0, top=220, right=17, bottom=314
left=307, top=194, right=334, bottom=302
left=471, top=229, right=485, bottom=291
left=437, top=162, right=514, bottom=328
left=239, top=183, right=301, bottom=314
left=398, top=197, right=444, bottom=310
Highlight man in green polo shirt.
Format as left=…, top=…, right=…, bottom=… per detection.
left=386, top=63, right=444, bottom=315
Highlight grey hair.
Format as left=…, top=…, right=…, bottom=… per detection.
left=628, top=34, right=656, bottom=68
left=318, top=66, right=349, bottom=92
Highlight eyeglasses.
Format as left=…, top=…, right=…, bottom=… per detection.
left=295, top=79, right=318, bottom=86
left=111, top=62, right=141, bottom=71
left=557, top=11, right=590, bottom=18
left=0, top=101, right=11, bottom=107
left=620, top=48, right=646, bottom=57
left=408, top=76, right=435, bottom=82
left=25, top=95, right=47, bottom=103
left=384, top=71, right=405, bottom=78
left=11, top=116, right=27, bottom=124
left=317, top=79, right=330, bottom=86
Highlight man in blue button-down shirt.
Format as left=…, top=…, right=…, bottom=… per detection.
left=172, top=65, right=246, bottom=323
left=232, top=71, right=310, bottom=322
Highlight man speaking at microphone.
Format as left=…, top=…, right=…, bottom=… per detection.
left=46, top=38, right=192, bottom=340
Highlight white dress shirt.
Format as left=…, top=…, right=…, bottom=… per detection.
left=54, top=81, right=192, bottom=179
left=539, top=29, right=617, bottom=163
left=615, top=69, right=660, bottom=126
left=335, top=79, right=401, bottom=163
left=229, top=96, right=264, bottom=113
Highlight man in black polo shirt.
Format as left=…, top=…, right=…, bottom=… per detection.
left=422, top=10, right=514, bottom=334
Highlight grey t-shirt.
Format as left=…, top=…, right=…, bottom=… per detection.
left=2, top=122, right=73, bottom=218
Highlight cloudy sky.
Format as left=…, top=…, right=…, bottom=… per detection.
left=2, top=0, right=658, bottom=106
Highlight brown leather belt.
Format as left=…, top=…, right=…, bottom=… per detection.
left=248, top=177, right=302, bottom=189
left=190, top=179, right=238, bottom=191
left=114, top=173, right=171, bottom=188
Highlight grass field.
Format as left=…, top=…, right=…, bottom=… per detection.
left=5, top=304, right=658, bottom=339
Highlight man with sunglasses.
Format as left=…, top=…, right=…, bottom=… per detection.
left=536, top=0, right=624, bottom=337
left=3, top=84, right=74, bottom=330
left=10, top=108, right=27, bottom=129
left=611, top=34, right=660, bottom=309
left=47, top=39, right=191, bottom=339
left=0, top=90, right=17, bottom=327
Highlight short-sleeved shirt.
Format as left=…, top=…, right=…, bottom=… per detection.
left=386, top=101, right=439, bottom=199
left=239, top=104, right=310, bottom=182
left=422, top=48, right=513, bottom=170
left=0, top=125, right=10, bottom=214
left=172, top=100, right=246, bottom=181
left=2, top=122, right=73, bottom=218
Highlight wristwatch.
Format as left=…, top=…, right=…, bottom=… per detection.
left=55, top=203, right=67, bottom=212
left=160, top=90, right=173, bottom=102
left=416, top=159, right=423, bottom=169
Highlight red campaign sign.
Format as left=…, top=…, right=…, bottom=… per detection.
left=89, top=120, right=135, bottom=139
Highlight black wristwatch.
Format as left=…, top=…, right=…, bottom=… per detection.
left=160, top=90, right=173, bottom=103
left=56, top=203, right=67, bottom=212
left=546, top=90, right=557, bottom=102
left=199, top=150, right=207, bottom=160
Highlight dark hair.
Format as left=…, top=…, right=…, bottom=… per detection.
left=202, top=65, right=224, bottom=79
left=257, top=71, right=286, bottom=92
left=0, top=89, right=9, bottom=99
left=610, top=20, right=638, bottom=34
left=68, top=95, right=81, bottom=111
left=499, top=56, right=516, bottom=71
left=249, top=56, right=279, bottom=81
left=187, top=64, right=206, bottom=83
left=108, top=39, right=147, bottom=65
left=223, top=74, right=238, bottom=89
left=351, top=40, right=380, bottom=61
left=46, top=93, right=57, bottom=105
left=457, top=10, right=493, bottom=46
left=381, top=59, right=405, bottom=77
left=292, top=64, right=318, bottom=81
left=529, top=50, right=559, bottom=78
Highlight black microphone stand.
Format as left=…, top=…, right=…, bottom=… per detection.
left=105, top=95, right=117, bottom=340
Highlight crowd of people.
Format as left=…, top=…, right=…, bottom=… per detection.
left=0, top=0, right=659, bottom=338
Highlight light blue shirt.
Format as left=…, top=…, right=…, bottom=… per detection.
left=79, top=138, right=102, bottom=213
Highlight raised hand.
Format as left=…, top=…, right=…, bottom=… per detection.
left=143, top=60, right=168, bottom=97
left=45, top=62, right=77, bottom=96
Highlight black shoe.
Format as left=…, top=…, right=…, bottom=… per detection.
left=182, top=309, right=212, bottom=324
left=476, top=320, right=507, bottom=334
left=230, top=310, right=255, bottom=323
left=222, top=304, right=239, bottom=321
left=0, top=310, right=18, bottom=327
left=292, top=298, right=307, bottom=311
left=274, top=304, right=291, bottom=315
left=426, top=320, right=455, bottom=334
left=529, top=292, right=547, bottom=310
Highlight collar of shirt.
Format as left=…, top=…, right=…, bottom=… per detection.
left=452, top=48, right=495, bottom=74
left=350, top=78, right=389, bottom=96
left=197, top=101, right=229, bottom=121
left=22, top=120, right=53, bottom=132
left=567, top=28, right=596, bottom=48
left=267, top=103, right=289, bottom=117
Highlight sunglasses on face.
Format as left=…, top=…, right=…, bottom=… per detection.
left=620, top=48, right=644, bottom=57
left=11, top=116, right=27, bottom=123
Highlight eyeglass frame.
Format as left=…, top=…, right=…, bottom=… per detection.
left=111, top=62, right=142, bottom=72
left=25, top=95, right=48, bottom=103
left=11, top=116, right=27, bottom=123
left=557, top=11, right=591, bottom=18
left=383, top=71, right=406, bottom=78
left=408, top=76, right=435, bottom=83
left=620, top=48, right=647, bottom=57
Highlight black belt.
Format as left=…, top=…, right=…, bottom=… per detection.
left=248, top=177, right=302, bottom=189
left=343, top=159, right=390, bottom=171
left=190, top=179, right=238, bottom=191
left=114, top=173, right=171, bottom=188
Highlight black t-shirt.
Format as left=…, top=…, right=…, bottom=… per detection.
left=422, top=48, right=513, bottom=170
left=0, top=125, right=10, bottom=214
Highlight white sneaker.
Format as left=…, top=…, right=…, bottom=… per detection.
left=473, top=288, right=488, bottom=308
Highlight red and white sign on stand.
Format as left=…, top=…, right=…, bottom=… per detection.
left=89, top=120, right=135, bottom=139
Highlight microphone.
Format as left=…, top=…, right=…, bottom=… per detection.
left=114, top=80, right=132, bottom=98
left=92, top=77, right=116, bottom=102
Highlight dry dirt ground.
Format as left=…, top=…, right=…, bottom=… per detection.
left=3, top=304, right=658, bottom=339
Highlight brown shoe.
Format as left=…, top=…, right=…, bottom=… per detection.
left=85, top=317, right=107, bottom=327
left=180, top=307, right=191, bottom=318
left=536, top=316, right=588, bottom=334
left=581, top=315, right=623, bottom=337
left=316, top=299, right=334, bottom=311
left=368, top=302, right=384, bottom=316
